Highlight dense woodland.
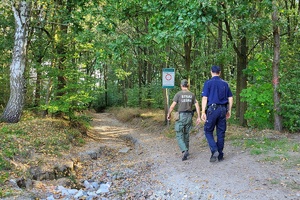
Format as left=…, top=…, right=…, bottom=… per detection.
left=0, top=0, right=299, bottom=132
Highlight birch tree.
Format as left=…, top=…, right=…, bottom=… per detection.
left=1, top=1, right=30, bottom=123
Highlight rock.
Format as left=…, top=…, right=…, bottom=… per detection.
left=96, top=183, right=111, bottom=194
left=119, top=147, right=131, bottom=153
left=60, top=187, right=78, bottom=196
left=74, top=189, right=84, bottom=198
left=83, top=180, right=92, bottom=190
left=90, top=181, right=99, bottom=189
left=87, top=191, right=97, bottom=197
left=25, top=179, right=33, bottom=189
left=46, top=195, right=55, bottom=200
left=52, top=177, right=73, bottom=187
left=54, top=161, right=74, bottom=179
left=7, top=179, right=18, bottom=188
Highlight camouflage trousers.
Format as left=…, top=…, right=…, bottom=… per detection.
left=175, top=112, right=193, bottom=152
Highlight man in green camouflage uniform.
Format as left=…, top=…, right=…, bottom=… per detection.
left=167, top=79, right=201, bottom=161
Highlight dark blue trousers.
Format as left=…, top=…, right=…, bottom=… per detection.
left=204, top=106, right=227, bottom=156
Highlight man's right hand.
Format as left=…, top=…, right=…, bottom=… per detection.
left=167, top=114, right=171, bottom=120
left=201, top=113, right=206, bottom=121
left=226, top=111, right=231, bottom=119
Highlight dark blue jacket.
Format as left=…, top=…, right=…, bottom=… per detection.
left=201, top=76, right=233, bottom=106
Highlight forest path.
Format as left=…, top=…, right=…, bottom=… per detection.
left=85, top=112, right=300, bottom=200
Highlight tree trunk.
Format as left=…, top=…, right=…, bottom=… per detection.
left=123, top=65, right=128, bottom=107
left=146, top=46, right=152, bottom=107
left=272, top=1, right=282, bottom=131
left=236, top=35, right=248, bottom=126
left=217, top=20, right=224, bottom=79
left=223, top=12, right=248, bottom=126
left=184, top=36, right=192, bottom=83
left=138, top=47, right=143, bottom=107
left=104, top=63, right=108, bottom=107
left=1, top=2, right=29, bottom=123
left=55, top=0, right=72, bottom=99
left=34, top=68, right=42, bottom=107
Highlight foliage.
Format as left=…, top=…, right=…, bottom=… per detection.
left=40, top=66, right=97, bottom=119
left=127, top=83, right=165, bottom=109
left=279, top=44, right=300, bottom=132
left=240, top=53, right=273, bottom=129
left=0, top=3, right=14, bottom=108
left=92, top=86, right=124, bottom=112
left=0, top=0, right=299, bottom=132
left=94, top=79, right=168, bottom=111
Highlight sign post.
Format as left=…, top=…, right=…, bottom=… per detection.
left=162, top=68, right=175, bottom=127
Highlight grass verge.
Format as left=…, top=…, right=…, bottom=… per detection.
left=227, top=126, right=300, bottom=167
left=0, top=114, right=89, bottom=198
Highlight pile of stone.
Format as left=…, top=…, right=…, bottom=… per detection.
left=45, top=181, right=111, bottom=200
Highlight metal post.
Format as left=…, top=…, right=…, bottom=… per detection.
left=167, top=88, right=170, bottom=127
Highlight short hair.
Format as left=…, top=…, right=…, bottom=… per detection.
left=181, top=79, right=188, bottom=87
left=211, top=65, right=221, bottom=73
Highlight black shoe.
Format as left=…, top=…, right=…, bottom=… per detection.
left=218, top=153, right=224, bottom=162
left=210, top=151, right=219, bottom=162
left=182, top=151, right=188, bottom=161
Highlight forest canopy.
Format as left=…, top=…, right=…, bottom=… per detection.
left=0, top=0, right=299, bottom=132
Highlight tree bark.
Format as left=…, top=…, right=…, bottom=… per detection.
left=218, top=20, right=223, bottom=80
left=104, top=63, right=108, bottom=107
left=272, top=1, right=282, bottom=131
left=1, top=1, right=30, bottom=123
left=184, top=36, right=192, bottom=84
left=138, top=47, right=143, bottom=107
left=223, top=16, right=248, bottom=126
left=237, top=34, right=248, bottom=126
left=55, top=0, right=68, bottom=98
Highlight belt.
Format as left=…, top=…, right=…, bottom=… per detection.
left=179, top=111, right=193, bottom=114
left=209, top=103, right=227, bottom=109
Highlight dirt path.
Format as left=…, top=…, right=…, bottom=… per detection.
left=86, top=112, right=300, bottom=200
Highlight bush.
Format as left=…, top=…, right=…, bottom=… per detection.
left=280, top=75, right=300, bottom=132
left=279, top=44, right=300, bottom=132
left=241, top=53, right=273, bottom=129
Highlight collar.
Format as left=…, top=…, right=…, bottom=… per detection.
left=211, top=76, right=221, bottom=79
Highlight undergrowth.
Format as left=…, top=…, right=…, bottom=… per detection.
left=0, top=112, right=90, bottom=198
left=227, top=127, right=300, bottom=167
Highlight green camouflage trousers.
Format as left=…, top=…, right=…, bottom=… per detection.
left=175, top=113, right=193, bottom=152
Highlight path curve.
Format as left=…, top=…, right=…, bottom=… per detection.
left=86, top=112, right=299, bottom=200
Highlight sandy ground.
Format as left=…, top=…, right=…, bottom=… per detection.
left=85, top=112, right=300, bottom=200
left=3, top=112, right=299, bottom=200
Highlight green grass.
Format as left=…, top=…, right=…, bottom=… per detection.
left=243, top=137, right=298, bottom=155
left=0, top=171, right=9, bottom=184
left=0, top=157, right=11, bottom=171
left=229, top=134, right=300, bottom=167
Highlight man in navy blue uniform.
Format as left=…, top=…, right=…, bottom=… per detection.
left=201, top=66, right=233, bottom=162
